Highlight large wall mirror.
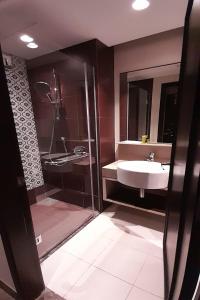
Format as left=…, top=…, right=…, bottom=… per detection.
left=120, top=62, right=180, bottom=143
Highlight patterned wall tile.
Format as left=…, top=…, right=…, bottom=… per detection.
left=5, top=55, right=44, bottom=190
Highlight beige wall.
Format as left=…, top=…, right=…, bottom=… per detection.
left=114, top=28, right=184, bottom=147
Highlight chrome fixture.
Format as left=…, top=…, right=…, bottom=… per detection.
left=146, top=152, right=155, bottom=162
left=74, top=146, right=87, bottom=156
left=34, top=81, right=53, bottom=103
left=35, top=69, right=63, bottom=159
left=84, top=63, right=95, bottom=213
left=34, top=69, right=61, bottom=105
left=61, top=137, right=68, bottom=154
left=140, top=188, right=145, bottom=198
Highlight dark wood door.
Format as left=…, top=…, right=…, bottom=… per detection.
left=163, top=0, right=200, bottom=299
left=0, top=47, right=44, bottom=299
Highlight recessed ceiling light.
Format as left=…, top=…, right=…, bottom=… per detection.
left=20, top=34, right=34, bottom=43
left=132, top=0, right=150, bottom=11
left=27, top=42, right=39, bottom=49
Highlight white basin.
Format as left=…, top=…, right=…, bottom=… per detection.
left=117, top=160, right=169, bottom=190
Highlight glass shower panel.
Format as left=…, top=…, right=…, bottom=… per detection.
left=2, top=48, right=98, bottom=259
left=27, top=53, right=97, bottom=257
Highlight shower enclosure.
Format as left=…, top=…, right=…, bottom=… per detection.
left=27, top=53, right=99, bottom=258
left=4, top=50, right=99, bottom=259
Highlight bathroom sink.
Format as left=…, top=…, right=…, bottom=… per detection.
left=117, top=160, right=169, bottom=190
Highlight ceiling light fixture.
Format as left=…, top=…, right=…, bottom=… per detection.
left=20, top=34, right=34, bottom=43
left=132, top=0, right=150, bottom=11
left=27, top=42, right=38, bottom=49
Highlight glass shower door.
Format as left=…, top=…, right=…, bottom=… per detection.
left=3, top=48, right=99, bottom=258
left=27, top=53, right=98, bottom=258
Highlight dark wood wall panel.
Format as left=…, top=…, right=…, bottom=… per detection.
left=28, top=54, right=97, bottom=208
left=63, top=39, right=115, bottom=165
left=27, top=41, right=114, bottom=211
left=97, top=43, right=115, bottom=166
left=62, top=39, right=115, bottom=210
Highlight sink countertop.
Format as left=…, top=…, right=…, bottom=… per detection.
left=102, top=160, right=122, bottom=179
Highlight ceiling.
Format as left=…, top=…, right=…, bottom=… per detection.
left=0, top=0, right=188, bottom=60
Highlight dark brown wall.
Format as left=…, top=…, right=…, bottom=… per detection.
left=63, top=39, right=115, bottom=167
left=28, top=40, right=114, bottom=211
left=28, top=57, right=88, bottom=153
left=62, top=39, right=115, bottom=210
left=28, top=53, right=97, bottom=209
left=97, top=43, right=115, bottom=166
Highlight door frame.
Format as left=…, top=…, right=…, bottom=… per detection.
left=0, top=46, right=44, bottom=299
left=163, top=0, right=200, bottom=298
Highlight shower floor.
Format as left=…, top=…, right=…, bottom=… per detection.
left=31, top=197, right=93, bottom=258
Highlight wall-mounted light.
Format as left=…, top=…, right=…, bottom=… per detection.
left=27, top=42, right=39, bottom=49
left=20, top=34, right=34, bottom=43
left=132, top=0, right=150, bottom=11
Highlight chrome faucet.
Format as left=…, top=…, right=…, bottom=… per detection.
left=146, top=152, right=155, bottom=162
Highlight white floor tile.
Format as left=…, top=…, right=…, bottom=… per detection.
left=135, top=256, right=164, bottom=298
left=115, top=231, right=163, bottom=259
left=103, top=205, right=165, bottom=233
left=127, top=287, right=162, bottom=300
left=41, top=250, right=90, bottom=297
left=66, top=266, right=131, bottom=300
left=102, top=206, right=164, bottom=259
left=41, top=204, right=165, bottom=299
left=81, top=214, right=123, bottom=240
left=94, top=240, right=146, bottom=284
left=59, top=229, right=112, bottom=264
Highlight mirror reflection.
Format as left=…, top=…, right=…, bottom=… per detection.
left=120, top=62, right=180, bottom=143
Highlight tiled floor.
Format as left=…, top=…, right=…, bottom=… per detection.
left=31, top=198, right=93, bottom=257
left=41, top=204, right=165, bottom=300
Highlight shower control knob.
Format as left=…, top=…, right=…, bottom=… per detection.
left=74, top=146, right=86, bottom=155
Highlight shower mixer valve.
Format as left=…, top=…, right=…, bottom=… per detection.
left=74, top=146, right=87, bottom=155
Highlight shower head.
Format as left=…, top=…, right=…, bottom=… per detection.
left=34, top=81, right=53, bottom=103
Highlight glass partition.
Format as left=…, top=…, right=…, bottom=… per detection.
left=3, top=50, right=99, bottom=258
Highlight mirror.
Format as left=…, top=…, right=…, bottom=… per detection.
left=120, top=63, right=180, bottom=143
